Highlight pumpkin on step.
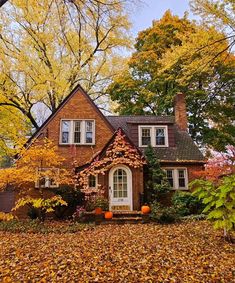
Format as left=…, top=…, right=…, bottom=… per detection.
left=95, top=207, right=102, bottom=215
left=141, top=205, right=151, bottom=214
left=104, top=211, right=113, bottom=219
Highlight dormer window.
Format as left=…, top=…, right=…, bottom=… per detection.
left=60, top=120, right=95, bottom=145
left=139, top=125, right=168, bottom=147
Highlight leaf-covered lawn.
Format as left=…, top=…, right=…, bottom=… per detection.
left=0, top=221, right=234, bottom=282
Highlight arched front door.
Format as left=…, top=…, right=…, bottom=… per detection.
left=109, top=165, right=132, bottom=211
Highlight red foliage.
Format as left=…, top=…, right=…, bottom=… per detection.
left=198, top=145, right=235, bottom=182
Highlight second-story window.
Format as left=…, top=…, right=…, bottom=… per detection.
left=141, top=128, right=151, bottom=146
left=74, top=121, right=81, bottom=143
left=61, top=120, right=70, bottom=144
left=60, top=120, right=95, bottom=145
left=139, top=125, right=168, bottom=147
left=156, top=128, right=165, bottom=145
left=85, top=121, right=93, bottom=143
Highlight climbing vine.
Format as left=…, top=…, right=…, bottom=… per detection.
left=77, top=129, right=145, bottom=191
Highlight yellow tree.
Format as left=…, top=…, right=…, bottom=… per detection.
left=0, top=138, right=73, bottom=220
left=0, top=0, right=132, bottom=130
left=0, top=106, right=30, bottom=166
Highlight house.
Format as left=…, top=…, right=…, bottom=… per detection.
left=0, top=84, right=205, bottom=214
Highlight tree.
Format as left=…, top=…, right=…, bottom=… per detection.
left=190, top=0, right=235, bottom=55
left=144, top=145, right=171, bottom=203
left=0, top=107, right=30, bottom=167
left=108, top=11, right=235, bottom=150
left=0, top=138, right=73, bottom=220
left=191, top=145, right=235, bottom=242
left=0, top=0, right=131, bottom=130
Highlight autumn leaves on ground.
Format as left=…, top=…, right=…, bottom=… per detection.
left=0, top=221, right=234, bottom=283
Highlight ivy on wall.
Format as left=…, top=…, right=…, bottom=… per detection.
left=77, top=129, right=146, bottom=191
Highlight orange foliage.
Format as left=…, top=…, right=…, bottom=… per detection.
left=77, top=129, right=145, bottom=190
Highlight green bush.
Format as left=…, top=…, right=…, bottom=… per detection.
left=144, top=145, right=171, bottom=203
left=150, top=201, right=178, bottom=224
left=172, top=191, right=205, bottom=216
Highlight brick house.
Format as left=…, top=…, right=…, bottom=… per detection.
left=0, top=84, right=205, bottom=213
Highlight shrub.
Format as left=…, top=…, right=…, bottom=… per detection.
left=85, top=196, right=109, bottom=212
left=54, top=185, right=84, bottom=219
left=13, top=196, right=67, bottom=222
left=150, top=201, right=178, bottom=224
left=0, top=219, right=93, bottom=233
left=0, top=212, right=15, bottom=222
left=191, top=175, right=235, bottom=242
left=172, top=191, right=205, bottom=216
left=144, top=145, right=171, bottom=203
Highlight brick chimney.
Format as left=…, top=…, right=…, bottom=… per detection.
left=174, top=93, right=188, bottom=131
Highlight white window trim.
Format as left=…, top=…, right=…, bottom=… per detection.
left=88, top=175, right=98, bottom=189
left=138, top=125, right=168, bottom=147
left=163, top=168, right=188, bottom=190
left=35, top=168, right=59, bottom=189
left=60, top=119, right=95, bottom=145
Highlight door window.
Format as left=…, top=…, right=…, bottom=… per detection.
left=113, top=169, right=128, bottom=198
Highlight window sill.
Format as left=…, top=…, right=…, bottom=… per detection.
left=139, top=145, right=169, bottom=148
left=59, top=143, right=96, bottom=146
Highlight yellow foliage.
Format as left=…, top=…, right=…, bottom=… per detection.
left=0, top=0, right=132, bottom=134
left=0, top=212, right=15, bottom=222
left=0, top=138, right=73, bottom=192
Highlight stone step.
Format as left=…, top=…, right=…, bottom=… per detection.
left=99, top=217, right=143, bottom=225
left=112, top=211, right=142, bottom=218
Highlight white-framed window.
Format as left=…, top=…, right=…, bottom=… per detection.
left=138, top=125, right=168, bottom=147
left=60, top=120, right=95, bottom=145
left=88, top=175, right=97, bottom=189
left=164, top=168, right=188, bottom=190
left=35, top=168, right=59, bottom=188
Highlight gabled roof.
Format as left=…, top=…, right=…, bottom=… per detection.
left=76, top=127, right=144, bottom=171
left=107, top=115, right=205, bottom=163
left=107, top=115, right=174, bottom=133
left=27, top=84, right=114, bottom=145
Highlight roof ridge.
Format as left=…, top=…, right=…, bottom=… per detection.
left=107, top=115, right=175, bottom=117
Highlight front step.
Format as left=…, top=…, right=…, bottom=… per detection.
left=95, top=211, right=150, bottom=225
left=99, top=217, right=142, bottom=225
left=112, top=211, right=142, bottom=218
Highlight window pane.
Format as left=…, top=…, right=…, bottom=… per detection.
left=166, top=170, right=174, bottom=188
left=156, top=128, right=165, bottom=145
left=89, top=175, right=96, bottom=188
left=141, top=128, right=151, bottom=145
left=85, top=121, right=93, bottom=143
left=113, top=169, right=128, bottom=199
left=74, top=121, right=81, bottom=143
left=62, top=132, right=69, bottom=144
left=86, top=121, right=93, bottom=131
left=178, top=170, right=186, bottom=188
left=86, top=132, right=93, bottom=143
left=61, top=121, right=70, bottom=143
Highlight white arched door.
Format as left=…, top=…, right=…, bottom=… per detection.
left=109, top=165, right=132, bottom=211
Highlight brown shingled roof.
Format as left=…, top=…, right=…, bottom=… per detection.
left=107, top=115, right=205, bottom=163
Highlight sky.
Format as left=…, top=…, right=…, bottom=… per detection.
left=130, top=0, right=192, bottom=36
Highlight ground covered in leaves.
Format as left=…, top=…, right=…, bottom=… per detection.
left=0, top=221, right=234, bottom=282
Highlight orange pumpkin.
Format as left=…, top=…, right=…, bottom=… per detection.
left=95, top=207, right=102, bottom=215
left=141, top=205, right=151, bottom=214
left=104, top=211, right=113, bottom=219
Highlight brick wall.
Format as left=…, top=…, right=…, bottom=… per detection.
left=37, top=89, right=114, bottom=168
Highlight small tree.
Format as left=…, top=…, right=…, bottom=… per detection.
left=144, top=145, right=171, bottom=203
left=0, top=138, right=73, bottom=221
left=191, top=145, right=235, bottom=242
